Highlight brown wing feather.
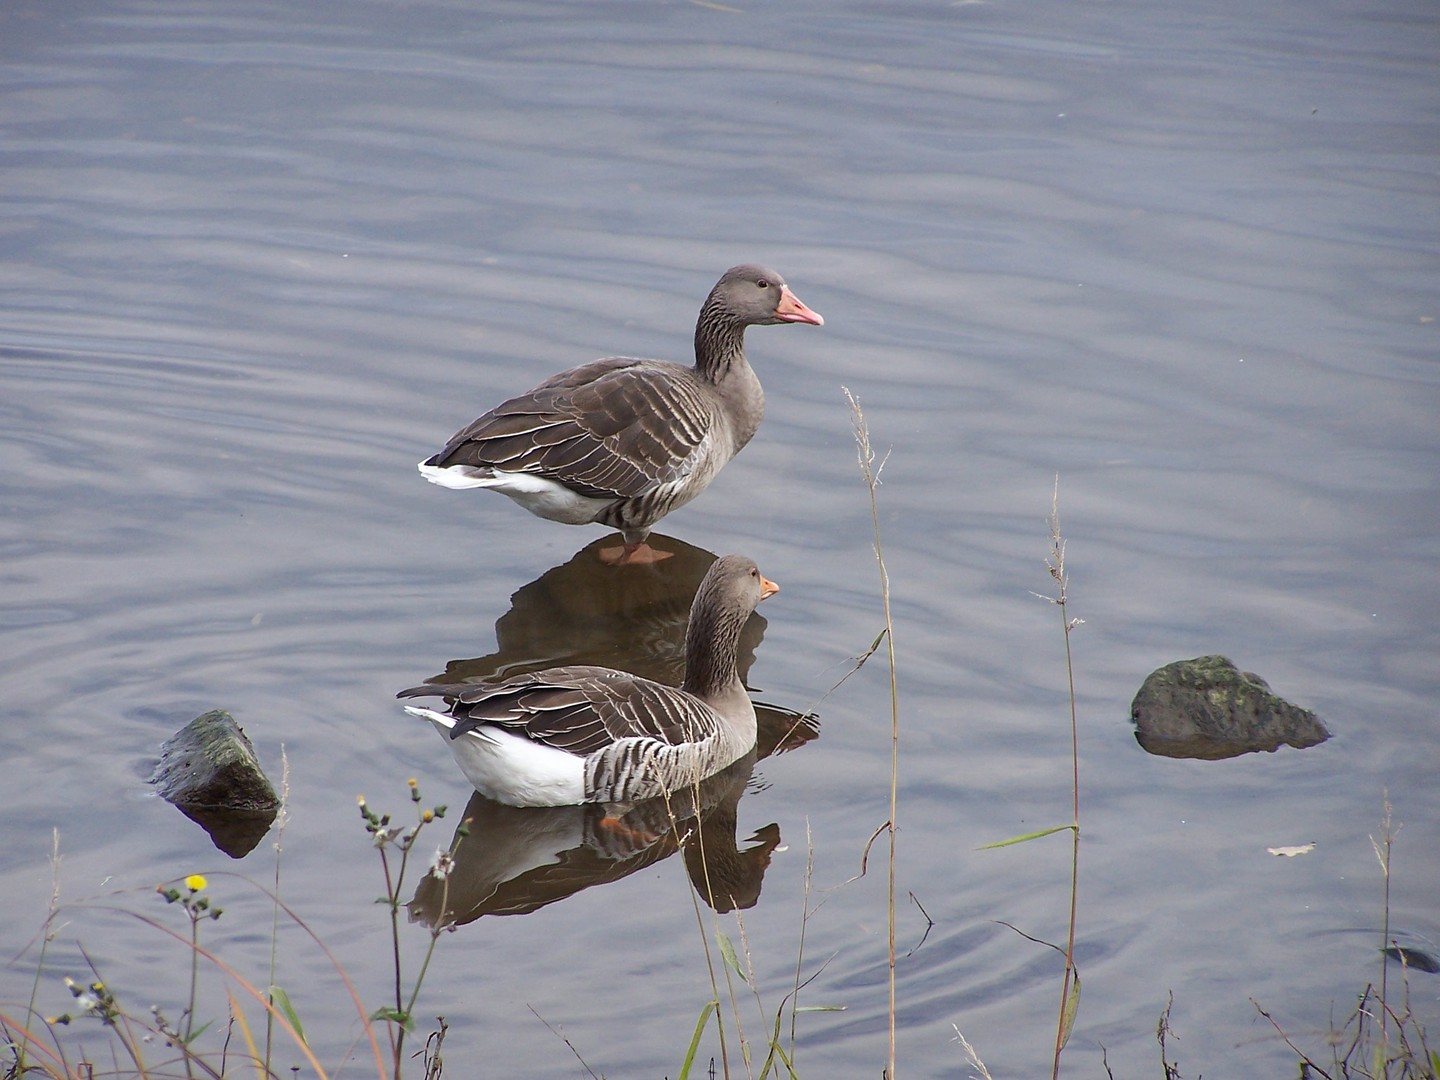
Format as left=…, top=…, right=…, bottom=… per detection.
left=428, top=358, right=716, bottom=499
left=399, top=668, right=717, bottom=756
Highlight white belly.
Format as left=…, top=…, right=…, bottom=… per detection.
left=417, top=461, right=614, bottom=526
left=405, top=705, right=588, bottom=806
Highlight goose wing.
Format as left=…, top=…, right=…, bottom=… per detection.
left=398, top=667, right=720, bottom=755
left=426, top=358, right=715, bottom=499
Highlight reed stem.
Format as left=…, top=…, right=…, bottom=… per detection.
left=844, top=387, right=899, bottom=1079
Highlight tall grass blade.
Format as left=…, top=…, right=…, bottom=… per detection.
left=264, top=745, right=291, bottom=1076
left=224, top=988, right=263, bottom=1079
left=1042, top=479, right=1082, bottom=1080
left=677, top=1000, right=718, bottom=1080
left=268, top=986, right=307, bottom=1047
left=979, top=825, right=1074, bottom=849
left=845, top=385, right=900, bottom=1080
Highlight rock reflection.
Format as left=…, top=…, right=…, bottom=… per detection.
left=405, top=533, right=818, bottom=927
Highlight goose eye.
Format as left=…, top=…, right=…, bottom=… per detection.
left=755, top=278, right=770, bottom=289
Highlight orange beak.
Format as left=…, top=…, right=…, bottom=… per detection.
left=773, top=287, right=824, bottom=326
left=759, top=574, right=780, bottom=601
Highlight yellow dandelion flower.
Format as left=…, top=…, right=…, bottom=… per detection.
left=184, top=874, right=208, bottom=892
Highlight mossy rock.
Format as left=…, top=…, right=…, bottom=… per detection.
left=151, top=710, right=278, bottom=856
left=1131, top=655, right=1330, bottom=760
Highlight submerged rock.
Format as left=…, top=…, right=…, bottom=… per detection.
left=1384, top=945, right=1440, bottom=975
left=151, top=710, right=279, bottom=857
left=1131, top=655, right=1330, bottom=760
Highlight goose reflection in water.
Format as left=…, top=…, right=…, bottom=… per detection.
left=423, top=533, right=758, bottom=683
left=403, top=534, right=818, bottom=927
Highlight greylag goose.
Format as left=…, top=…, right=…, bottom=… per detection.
left=397, top=554, right=777, bottom=810
left=417, top=265, right=823, bottom=565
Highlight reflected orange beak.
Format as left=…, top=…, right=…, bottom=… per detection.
left=773, top=287, right=824, bottom=326
left=759, top=574, right=780, bottom=601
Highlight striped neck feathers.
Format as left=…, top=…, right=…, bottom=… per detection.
left=681, top=590, right=748, bottom=702
left=693, top=297, right=749, bottom=382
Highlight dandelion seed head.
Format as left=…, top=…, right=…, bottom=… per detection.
left=428, top=848, right=455, bottom=880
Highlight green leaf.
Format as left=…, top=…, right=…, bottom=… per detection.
left=677, top=1000, right=717, bottom=1080
left=268, top=985, right=307, bottom=1046
left=794, top=1004, right=846, bottom=1012
left=717, top=931, right=753, bottom=988
left=978, top=824, right=1075, bottom=850
left=369, top=1005, right=414, bottom=1032
left=1057, top=965, right=1081, bottom=1052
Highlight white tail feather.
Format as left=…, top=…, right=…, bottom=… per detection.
left=417, top=461, right=499, bottom=490
left=403, top=704, right=501, bottom=745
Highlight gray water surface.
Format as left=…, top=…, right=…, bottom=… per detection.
left=3, top=1, right=1437, bottom=1076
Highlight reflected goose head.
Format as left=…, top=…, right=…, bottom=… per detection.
left=692, top=553, right=780, bottom=620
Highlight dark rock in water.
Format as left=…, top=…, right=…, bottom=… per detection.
left=1384, top=945, right=1440, bottom=974
left=1131, top=655, right=1330, bottom=760
left=151, top=710, right=279, bottom=857
left=152, top=710, right=279, bottom=810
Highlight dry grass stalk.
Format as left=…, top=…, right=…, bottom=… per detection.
left=843, top=387, right=899, bottom=1079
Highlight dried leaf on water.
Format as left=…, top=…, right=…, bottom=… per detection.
left=1266, top=843, right=1316, bottom=857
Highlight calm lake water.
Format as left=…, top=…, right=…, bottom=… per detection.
left=3, top=0, right=1437, bottom=1076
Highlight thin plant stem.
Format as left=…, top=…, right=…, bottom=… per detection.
left=844, top=387, right=899, bottom=1079
left=15, top=828, right=64, bottom=1074
left=185, top=906, right=201, bottom=1079
left=77, top=945, right=151, bottom=1078
left=95, top=899, right=337, bottom=1078
left=530, top=1004, right=603, bottom=1080
left=365, top=779, right=449, bottom=1079
left=385, top=845, right=406, bottom=1075
left=788, top=819, right=815, bottom=1057
left=367, top=840, right=403, bottom=1070
left=666, top=777, right=733, bottom=1080
left=264, top=745, right=290, bottom=1076
left=1044, top=478, right=1082, bottom=1080
left=1371, top=791, right=1395, bottom=1060
left=0, top=1009, right=70, bottom=1076
left=402, top=819, right=468, bottom=1037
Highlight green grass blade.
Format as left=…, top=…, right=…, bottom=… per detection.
left=978, top=824, right=1074, bottom=850
left=677, top=1000, right=718, bottom=1080
left=268, top=986, right=307, bottom=1047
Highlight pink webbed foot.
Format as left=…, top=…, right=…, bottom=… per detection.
left=597, top=540, right=674, bottom=566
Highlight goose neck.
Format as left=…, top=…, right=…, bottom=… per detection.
left=694, top=307, right=748, bottom=382
left=681, top=601, right=745, bottom=703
